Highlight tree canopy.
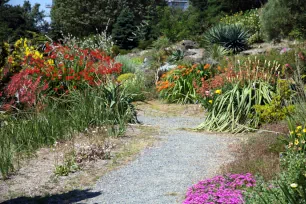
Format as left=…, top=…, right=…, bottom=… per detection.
left=51, top=0, right=167, bottom=38
left=0, top=0, right=47, bottom=42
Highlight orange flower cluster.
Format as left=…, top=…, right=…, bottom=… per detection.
left=156, top=80, right=175, bottom=92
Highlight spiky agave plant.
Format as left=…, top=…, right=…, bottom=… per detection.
left=204, top=24, right=250, bottom=53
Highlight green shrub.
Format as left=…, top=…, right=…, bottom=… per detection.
left=248, top=32, right=264, bottom=44
left=153, top=6, right=201, bottom=42
left=138, top=39, right=153, bottom=50
left=254, top=95, right=295, bottom=124
left=220, top=9, right=261, bottom=36
left=117, top=73, right=135, bottom=82
left=204, top=24, right=249, bottom=53
left=152, top=36, right=170, bottom=50
left=260, top=0, right=306, bottom=41
left=111, top=45, right=131, bottom=57
left=115, top=55, right=141, bottom=74
left=245, top=152, right=306, bottom=203
left=121, top=71, right=147, bottom=101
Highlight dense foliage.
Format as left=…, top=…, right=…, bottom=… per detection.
left=260, top=0, right=306, bottom=40
left=0, top=0, right=48, bottom=42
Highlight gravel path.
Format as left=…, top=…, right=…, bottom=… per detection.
left=84, top=111, right=237, bottom=204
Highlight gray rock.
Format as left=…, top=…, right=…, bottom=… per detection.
left=181, top=40, right=199, bottom=50
left=183, top=48, right=205, bottom=63
left=241, top=48, right=266, bottom=55
left=158, top=62, right=177, bottom=72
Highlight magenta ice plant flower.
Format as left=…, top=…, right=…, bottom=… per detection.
left=183, top=173, right=256, bottom=204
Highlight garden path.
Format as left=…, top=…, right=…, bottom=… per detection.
left=83, top=102, right=238, bottom=204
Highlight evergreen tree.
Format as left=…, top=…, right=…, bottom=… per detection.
left=260, top=0, right=306, bottom=40
left=0, top=0, right=46, bottom=42
left=112, top=7, right=138, bottom=49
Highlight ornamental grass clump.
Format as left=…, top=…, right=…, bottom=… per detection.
left=196, top=57, right=283, bottom=133
left=183, top=173, right=256, bottom=204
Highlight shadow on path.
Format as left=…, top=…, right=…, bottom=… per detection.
left=2, top=189, right=100, bottom=204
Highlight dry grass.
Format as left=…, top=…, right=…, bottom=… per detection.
left=0, top=124, right=159, bottom=203
left=220, top=131, right=286, bottom=181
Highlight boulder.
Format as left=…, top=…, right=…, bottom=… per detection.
left=181, top=40, right=199, bottom=50
left=158, top=62, right=177, bottom=72
left=183, top=48, right=205, bottom=64
left=241, top=48, right=266, bottom=55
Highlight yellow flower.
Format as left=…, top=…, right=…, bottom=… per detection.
left=47, top=59, right=54, bottom=65
left=23, top=38, right=28, bottom=48
left=297, top=133, right=302, bottom=137
left=295, top=139, right=299, bottom=145
left=290, top=131, right=294, bottom=135
left=25, top=48, right=31, bottom=56
left=209, top=100, right=213, bottom=104
left=33, top=50, right=43, bottom=59
left=296, top=126, right=302, bottom=131
left=303, top=129, right=306, bottom=133
left=14, top=38, right=22, bottom=47
left=290, top=183, right=298, bottom=188
left=215, top=89, right=222, bottom=94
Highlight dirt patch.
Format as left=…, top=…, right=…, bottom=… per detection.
left=219, top=131, right=284, bottom=181
left=135, top=100, right=205, bottom=117
left=0, top=124, right=159, bottom=203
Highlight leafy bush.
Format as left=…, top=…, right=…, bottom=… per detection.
left=157, top=64, right=218, bottom=104
left=62, top=29, right=114, bottom=55
left=248, top=32, right=264, bottom=44
left=152, top=36, right=170, bottom=50
left=137, top=39, right=153, bottom=50
left=153, top=6, right=201, bottom=42
left=115, top=55, right=142, bottom=74
left=117, top=73, right=135, bottom=82
left=120, top=71, right=147, bottom=101
left=245, top=152, right=306, bottom=203
left=204, top=24, right=249, bottom=53
left=220, top=9, right=261, bottom=36
left=254, top=95, right=295, bottom=124
left=260, top=0, right=306, bottom=40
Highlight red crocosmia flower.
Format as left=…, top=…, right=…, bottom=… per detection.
left=8, top=56, right=14, bottom=63
left=1, top=103, right=12, bottom=111
left=42, top=83, right=49, bottom=91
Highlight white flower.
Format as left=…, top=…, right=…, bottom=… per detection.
left=290, top=183, right=298, bottom=188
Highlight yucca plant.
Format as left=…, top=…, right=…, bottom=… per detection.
left=197, top=82, right=274, bottom=133
left=204, top=24, right=250, bottom=53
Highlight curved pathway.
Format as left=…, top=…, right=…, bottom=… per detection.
left=84, top=105, right=237, bottom=204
